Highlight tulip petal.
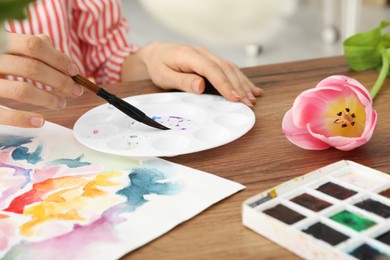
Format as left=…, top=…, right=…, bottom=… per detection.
left=282, top=109, right=330, bottom=150
left=361, top=107, right=378, bottom=138
left=291, top=88, right=340, bottom=128
left=282, top=75, right=377, bottom=151
left=316, top=75, right=372, bottom=103
left=307, top=126, right=358, bottom=151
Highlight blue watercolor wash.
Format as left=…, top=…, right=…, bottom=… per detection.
left=0, top=135, right=34, bottom=149
left=117, top=167, right=182, bottom=211
left=47, top=154, right=91, bottom=168
left=12, top=145, right=43, bottom=164
left=0, top=134, right=43, bottom=164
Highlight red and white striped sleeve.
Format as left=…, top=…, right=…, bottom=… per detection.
left=71, top=0, right=138, bottom=84
left=4, top=0, right=138, bottom=86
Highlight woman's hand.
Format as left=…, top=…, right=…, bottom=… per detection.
left=0, top=32, right=83, bottom=128
left=122, top=42, right=262, bottom=106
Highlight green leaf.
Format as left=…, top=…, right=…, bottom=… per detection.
left=0, top=0, right=36, bottom=22
left=343, top=21, right=390, bottom=100
left=343, top=25, right=383, bottom=71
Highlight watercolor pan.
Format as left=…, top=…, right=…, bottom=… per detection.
left=242, top=160, right=390, bottom=259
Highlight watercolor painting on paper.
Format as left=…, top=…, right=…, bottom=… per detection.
left=0, top=122, right=244, bottom=260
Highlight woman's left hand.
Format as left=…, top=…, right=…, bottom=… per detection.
left=122, top=42, right=262, bottom=106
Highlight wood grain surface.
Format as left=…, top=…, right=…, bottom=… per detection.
left=1, top=56, right=389, bottom=259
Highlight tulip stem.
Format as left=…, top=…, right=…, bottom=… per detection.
left=370, top=48, right=389, bottom=100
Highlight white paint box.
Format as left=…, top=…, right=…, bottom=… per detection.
left=242, top=160, right=390, bottom=259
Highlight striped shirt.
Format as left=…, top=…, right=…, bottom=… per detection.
left=5, top=0, right=138, bottom=88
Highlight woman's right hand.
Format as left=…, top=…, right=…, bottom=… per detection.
left=0, top=32, right=83, bottom=128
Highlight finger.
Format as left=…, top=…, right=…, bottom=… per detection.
left=173, top=46, right=259, bottom=106
left=222, top=68, right=256, bottom=106
left=0, top=54, right=83, bottom=97
left=194, top=47, right=244, bottom=93
left=153, top=64, right=258, bottom=108
left=0, top=78, right=66, bottom=109
left=5, top=33, right=80, bottom=77
left=151, top=66, right=206, bottom=94
left=36, top=34, right=54, bottom=46
left=173, top=47, right=242, bottom=102
left=194, top=47, right=262, bottom=105
left=0, top=107, right=45, bottom=128
left=231, top=69, right=263, bottom=105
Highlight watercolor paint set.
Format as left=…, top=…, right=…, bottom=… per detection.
left=242, top=160, right=390, bottom=260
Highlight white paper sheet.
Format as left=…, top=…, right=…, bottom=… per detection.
left=0, top=122, right=244, bottom=259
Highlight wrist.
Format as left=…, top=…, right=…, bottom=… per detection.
left=121, top=49, right=149, bottom=82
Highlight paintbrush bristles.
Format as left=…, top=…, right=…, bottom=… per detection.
left=72, top=75, right=99, bottom=94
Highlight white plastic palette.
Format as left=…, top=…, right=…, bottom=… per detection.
left=242, top=160, right=390, bottom=260
left=73, top=92, right=255, bottom=157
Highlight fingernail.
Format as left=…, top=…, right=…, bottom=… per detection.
left=30, top=117, right=44, bottom=127
left=58, top=98, right=67, bottom=109
left=67, top=63, right=79, bottom=76
left=191, top=79, right=201, bottom=93
left=72, top=84, right=84, bottom=96
left=242, top=97, right=253, bottom=107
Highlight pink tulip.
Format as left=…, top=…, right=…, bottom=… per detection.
left=282, top=75, right=377, bottom=151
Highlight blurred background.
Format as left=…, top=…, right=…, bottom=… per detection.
left=122, top=0, right=390, bottom=68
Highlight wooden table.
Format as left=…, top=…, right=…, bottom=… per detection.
left=2, top=56, right=389, bottom=259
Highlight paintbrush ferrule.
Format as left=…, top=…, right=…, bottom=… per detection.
left=97, top=88, right=146, bottom=120
left=72, top=74, right=169, bottom=130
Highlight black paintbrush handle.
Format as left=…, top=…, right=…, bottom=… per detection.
left=97, top=88, right=146, bottom=122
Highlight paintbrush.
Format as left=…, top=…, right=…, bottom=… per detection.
left=72, top=74, right=170, bottom=130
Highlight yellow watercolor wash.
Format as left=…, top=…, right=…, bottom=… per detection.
left=20, top=171, right=127, bottom=237
left=83, top=172, right=123, bottom=197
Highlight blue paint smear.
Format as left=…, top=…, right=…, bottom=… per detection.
left=11, top=145, right=43, bottom=164
left=117, top=168, right=182, bottom=212
left=0, top=134, right=43, bottom=164
left=0, top=135, right=34, bottom=149
left=47, top=154, right=91, bottom=168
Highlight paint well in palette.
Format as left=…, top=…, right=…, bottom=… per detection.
left=376, top=230, right=390, bottom=246
left=152, top=115, right=191, bottom=130
left=349, top=244, right=387, bottom=260
left=106, top=135, right=145, bottom=150
left=84, top=125, right=116, bottom=139
left=354, top=199, right=390, bottom=218
left=330, top=210, right=376, bottom=232
left=126, top=135, right=142, bottom=149
left=316, top=182, right=357, bottom=200
left=263, top=204, right=305, bottom=224
left=335, top=171, right=383, bottom=189
left=290, top=193, right=332, bottom=212
left=302, top=222, right=349, bottom=246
